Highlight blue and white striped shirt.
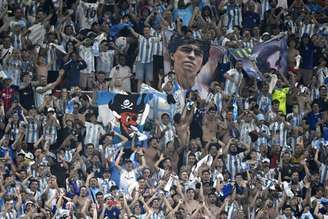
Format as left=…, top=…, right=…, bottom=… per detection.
left=300, top=23, right=317, bottom=37
left=192, top=30, right=202, bottom=40
left=224, top=3, right=242, bottom=29
left=25, top=119, right=40, bottom=144
left=260, top=0, right=271, bottom=20
left=270, top=122, right=287, bottom=147
left=226, top=152, right=245, bottom=179
left=319, top=163, right=328, bottom=184
left=214, top=92, right=223, bottom=113
left=286, top=113, right=302, bottom=127
left=136, top=35, right=160, bottom=64
left=257, top=94, right=272, bottom=114
left=242, top=39, right=255, bottom=49
left=256, top=124, right=271, bottom=149
left=151, top=30, right=163, bottom=56
left=224, top=68, right=243, bottom=96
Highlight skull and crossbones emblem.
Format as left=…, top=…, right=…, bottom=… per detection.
left=121, top=99, right=133, bottom=110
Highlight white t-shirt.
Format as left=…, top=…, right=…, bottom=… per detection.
left=97, top=50, right=115, bottom=76
left=109, top=64, right=132, bottom=92
left=76, top=1, right=99, bottom=30
left=79, top=45, right=95, bottom=74
left=120, top=169, right=138, bottom=196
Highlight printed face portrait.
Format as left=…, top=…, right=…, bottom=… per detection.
left=172, top=43, right=204, bottom=90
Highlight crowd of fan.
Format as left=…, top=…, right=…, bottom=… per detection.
left=0, top=0, right=328, bottom=218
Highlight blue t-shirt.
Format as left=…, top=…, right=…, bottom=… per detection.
left=242, top=11, right=260, bottom=29
left=306, top=3, right=321, bottom=14
left=300, top=43, right=314, bottom=69
left=173, top=6, right=193, bottom=26
left=105, top=207, right=121, bottom=219
left=0, top=145, right=14, bottom=160
left=306, top=112, right=321, bottom=131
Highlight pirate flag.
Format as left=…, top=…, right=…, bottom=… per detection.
left=96, top=91, right=152, bottom=141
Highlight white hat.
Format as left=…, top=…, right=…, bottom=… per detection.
left=47, top=107, right=55, bottom=112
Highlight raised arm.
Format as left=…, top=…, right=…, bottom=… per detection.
left=167, top=199, right=183, bottom=217
left=154, top=154, right=165, bottom=171
left=137, top=148, right=146, bottom=169
left=129, top=26, right=140, bottom=39
left=140, top=196, right=151, bottom=214
left=314, top=149, right=321, bottom=167
left=222, top=138, right=233, bottom=155
left=241, top=141, right=251, bottom=155
left=37, top=69, right=65, bottom=94
left=114, top=130, right=129, bottom=146
left=115, top=148, right=125, bottom=171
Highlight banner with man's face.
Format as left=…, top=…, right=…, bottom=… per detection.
left=163, top=33, right=226, bottom=99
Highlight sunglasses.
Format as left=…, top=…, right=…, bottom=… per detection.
left=178, top=46, right=203, bottom=57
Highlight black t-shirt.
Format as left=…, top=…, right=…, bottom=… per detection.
left=190, top=108, right=204, bottom=140
left=50, top=161, right=68, bottom=188
left=19, top=84, right=35, bottom=110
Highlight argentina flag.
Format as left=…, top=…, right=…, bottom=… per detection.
left=140, top=83, right=178, bottom=120
left=96, top=91, right=153, bottom=141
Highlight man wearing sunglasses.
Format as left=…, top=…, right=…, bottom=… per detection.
left=167, top=36, right=222, bottom=103
left=169, top=37, right=205, bottom=91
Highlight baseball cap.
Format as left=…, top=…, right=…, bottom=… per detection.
left=262, top=158, right=270, bottom=163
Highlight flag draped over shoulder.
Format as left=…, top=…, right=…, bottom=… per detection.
left=96, top=91, right=152, bottom=140
left=229, top=34, right=287, bottom=80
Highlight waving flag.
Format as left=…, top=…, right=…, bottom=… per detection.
left=252, top=34, right=288, bottom=76
left=229, top=33, right=287, bottom=80
left=96, top=91, right=152, bottom=141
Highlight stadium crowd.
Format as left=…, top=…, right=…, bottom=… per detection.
left=0, top=0, right=328, bottom=218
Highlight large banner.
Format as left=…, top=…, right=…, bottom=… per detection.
left=97, top=33, right=287, bottom=127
